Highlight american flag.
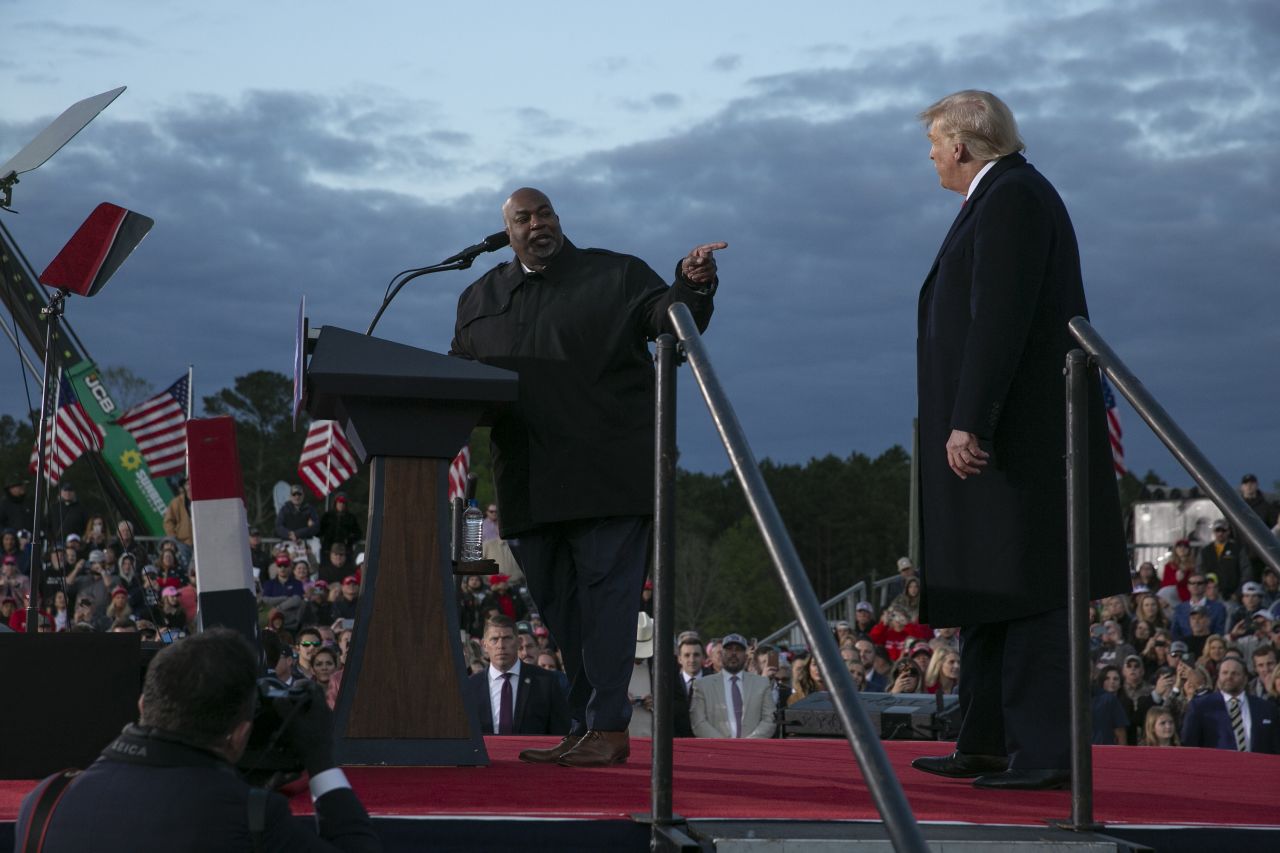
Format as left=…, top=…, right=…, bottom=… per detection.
left=116, top=374, right=191, bottom=478
left=298, top=419, right=359, bottom=498
left=1101, top=374, right=1125, bottom=476
left=29, top=375, right=107, bottom=483
left=448, top=445, right=470, bottom=501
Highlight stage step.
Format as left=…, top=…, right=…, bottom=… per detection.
left=685, top=821, right=1153, bottom=853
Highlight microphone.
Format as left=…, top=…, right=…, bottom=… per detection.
left=441, top=231, right=510, bottom=265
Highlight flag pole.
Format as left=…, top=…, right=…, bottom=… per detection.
left=26, top=300, right=67, bottom=633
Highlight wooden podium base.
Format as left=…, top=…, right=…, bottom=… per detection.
left=333, top=456, right=487, bottom=766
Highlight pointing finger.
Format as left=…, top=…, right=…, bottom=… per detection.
left=690, top=241, right=728, bottom=257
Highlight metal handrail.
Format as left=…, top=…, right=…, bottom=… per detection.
left=1062, top=317, right=1280, bottom=830
left=757, top=580, right=867, bottom=648
left=654, top=303, right=928, bottom=853
left=1070, top=318, right=1280, bottom=574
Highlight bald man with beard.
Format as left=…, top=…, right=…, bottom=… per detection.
left=450, top=187, right=725, bottom=767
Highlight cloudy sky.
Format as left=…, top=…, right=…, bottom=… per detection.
left=1, top=0, right=1276, bottom=490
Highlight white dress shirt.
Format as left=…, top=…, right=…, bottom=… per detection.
left=965, top=159, right=998, bottom=200
left=488, top=660, right=522, bottom=733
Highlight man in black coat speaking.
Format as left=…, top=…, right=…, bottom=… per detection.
left=909, top=91, right=1128, bottom=791
left=450, top=187, right=725, bottom=767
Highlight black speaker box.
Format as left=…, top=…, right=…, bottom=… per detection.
left=783, top=690, right=961, bottom=740
left=0, top=633, right=142, bottom=779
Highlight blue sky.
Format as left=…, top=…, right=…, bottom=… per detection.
left=1, top=0, right=1277, bottom=489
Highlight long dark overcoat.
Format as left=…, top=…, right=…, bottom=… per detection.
left=917, top=153, right=1128, bottom=626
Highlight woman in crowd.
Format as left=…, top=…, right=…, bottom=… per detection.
left=888, top=658, right=923, bottom=694
left=1162, top=539, right=1195, bottom=601
left=1141, top=628, right=1174, bottom=676
left=49, top=589, right=70, bottom=632
left=1168, top=663, right=1212, bottom=728
left=334, top=628, right=352, bottom=667
left=1092, top=665, right=1130, bottom=745
left=1142, top=707, right=1179, bottom=747
left=155, top=549, right=183, bottom=589
left=465, top=638, right=486, bottom=675
left=889, top=577, right=922, bottom=624
left=1134, top=561, right=1161, bottom=593
left=1134, top=592, right=1169, bottom=631
left=291, top=558, right=315, bottom=593
left=1197, top=634, right=1229, bottom=681
left=156, top=587, right=187, bottom=631
left=1267, top=667, right=1280, bottom=703
left=309, top=647, right=340, bottom=708
left=923, top=649, right=959, bottom=695
left=1128, top=617, right=1153, bottom=652
left=1098, top=595, right=1132, bottom=636
left=82, top=515, right=110, bottom=550
left=103, top=587, right=133, bottom=626
left=788, top=656, right=826, bottom=706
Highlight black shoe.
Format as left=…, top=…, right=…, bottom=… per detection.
left=911, top=750, right=1009, bottom=779
left=973, top=769, right=1071, bottom=790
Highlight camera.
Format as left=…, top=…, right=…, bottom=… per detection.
left=237, top=677, right=313, bottom=785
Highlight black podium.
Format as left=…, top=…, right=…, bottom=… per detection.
left=304, top=326, right=517, bottom=766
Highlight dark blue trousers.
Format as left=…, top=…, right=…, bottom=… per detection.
left=509, top=516, right=650, bottom=733
left=956, top=607, right=1070, bottom=770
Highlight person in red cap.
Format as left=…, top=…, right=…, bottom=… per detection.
left=481, top=574, right=527, bottom=623
left=319, top=492, right=362, bottom=557
left=333, top=575, right=361, bottom=622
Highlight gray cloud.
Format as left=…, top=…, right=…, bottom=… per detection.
left=710, top=54, right=742, bottom=72
left=0, top=0, right=1275, bottom=488
left=15, top=20, right=148, bottom=48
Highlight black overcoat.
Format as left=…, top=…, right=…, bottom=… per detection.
left=451, top=240, right=714, bottom=538
left=916, top=153, right=1128, bottom=626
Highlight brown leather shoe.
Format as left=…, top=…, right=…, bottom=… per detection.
left=518, top=735, right=584, bottom=764
left=555, top=730, right=629, bottom=767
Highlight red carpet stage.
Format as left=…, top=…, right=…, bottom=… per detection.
left=3, top=738, right=1277, bottom=850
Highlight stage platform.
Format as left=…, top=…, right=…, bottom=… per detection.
left=3, top=737, right=1276, bottom=851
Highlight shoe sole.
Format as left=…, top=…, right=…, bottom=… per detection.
left=973, top=777, right=1070, bottom=791
left=556, top=753, right=630, bottom=768
left=911, top=761, right=1007, bottom=779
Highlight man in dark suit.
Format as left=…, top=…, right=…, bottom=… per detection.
left=1181, top=658, right=1279, bottom=752
left=909, top=91, right=1129, bottom=791
left=15, top=629, right=381, bottom=852
left=451, top=187, right=724, bottom=767
left=465, top=615, right=571, bottom=736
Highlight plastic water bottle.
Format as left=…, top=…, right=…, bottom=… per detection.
left=462, top=499, right=484, bottom=562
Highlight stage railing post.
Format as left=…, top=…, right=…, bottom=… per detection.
left=1068, top=316, right=1280, bottom=575
left=651, top=334, right=678, bottom=828
left=667, top=303, right=928, bottom=853
left=1064, top=349, right=1096, bottom=829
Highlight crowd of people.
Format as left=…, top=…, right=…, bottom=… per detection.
left=4, top=468, right=1278, bottom=754
left=456, top=476, right=1280, bottom=752
left=0, top=478, right=366, bottom=709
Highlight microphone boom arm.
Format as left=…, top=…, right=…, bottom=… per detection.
left=365, top=258, right=473, bottom=336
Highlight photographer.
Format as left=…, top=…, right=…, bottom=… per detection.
left=16, top=628, right=381, bottom=852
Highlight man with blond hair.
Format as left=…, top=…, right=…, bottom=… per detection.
left=911, top=91, right=1127, bottom=791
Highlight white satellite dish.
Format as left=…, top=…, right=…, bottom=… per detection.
left=1, top=86, right=126, bottom=207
